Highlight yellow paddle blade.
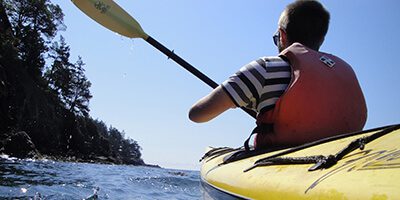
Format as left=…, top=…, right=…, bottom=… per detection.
left=72, top=0, right=148, bottom=39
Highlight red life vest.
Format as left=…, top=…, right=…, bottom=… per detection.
left=254, top=43, right=367, bottom=149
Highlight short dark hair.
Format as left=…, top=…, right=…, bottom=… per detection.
left=279, top=0, right=330, bottom=50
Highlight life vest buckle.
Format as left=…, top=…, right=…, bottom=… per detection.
left=320, top=55, right=335, bottom=68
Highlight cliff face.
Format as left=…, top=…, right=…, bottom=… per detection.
left=0, top=0, right=145, bottom=166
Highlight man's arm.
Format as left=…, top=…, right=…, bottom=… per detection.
left=189, top=85, right=237, bottom=123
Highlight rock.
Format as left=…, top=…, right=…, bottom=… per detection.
left=168, top=171, right=186, bottom=176
left=2, top=131, right=40, bottom=158
left=145, top=163, right=161, bottom=168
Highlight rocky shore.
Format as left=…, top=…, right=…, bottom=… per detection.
left=0, top=131, right=159, bottom=168
left=0, top=1, right=151, bottom=168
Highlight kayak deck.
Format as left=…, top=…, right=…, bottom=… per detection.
left=201, top=124, right=400, bottom=200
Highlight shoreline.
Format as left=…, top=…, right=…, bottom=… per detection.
left=0, top=152, right=161, bottom=168
left=0, top=131, right=159, bottom=168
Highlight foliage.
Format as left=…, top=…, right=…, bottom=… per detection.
left=94, top=120, right=144, bottom=165
left=3, top=0, right=64, bottom=79
left=0, top=0, right=144, bottom=165
left=45, top=36, right=92, bottom=116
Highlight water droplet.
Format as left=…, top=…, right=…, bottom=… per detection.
left=115, top=32, right=125, bottom=42
left=129, top=39, right=135, bottom=54
left=34, top=192, right=42, bottom=200
left=21, top=188, right=27, bottom=193
left=76, top=183, right=85, bottom=187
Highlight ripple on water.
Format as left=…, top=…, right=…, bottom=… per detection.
left=0, top=158, right=202, bottom=199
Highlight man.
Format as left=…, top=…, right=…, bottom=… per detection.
left=189, top=0, right=367, bottom=149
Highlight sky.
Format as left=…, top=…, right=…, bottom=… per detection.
left=52, top=0, right=400, bottom=170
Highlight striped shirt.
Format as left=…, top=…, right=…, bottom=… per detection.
left=221, top=56, right=291, bottom=114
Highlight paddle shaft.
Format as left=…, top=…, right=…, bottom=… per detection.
left=146, top=36, right=257, bottom=119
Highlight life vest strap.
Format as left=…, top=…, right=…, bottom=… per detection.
left=244, top=123, right=274, bottom=151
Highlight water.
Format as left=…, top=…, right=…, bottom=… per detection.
left=0, top=156, right=202, bottom=199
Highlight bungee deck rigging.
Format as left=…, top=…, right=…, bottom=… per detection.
left=245, top=124, right=400, bottom=172
left=202, top=124, right=400, bottom=172
left=201, top=124, right=400, bottom=199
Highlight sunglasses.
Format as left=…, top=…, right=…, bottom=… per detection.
left=273, top=30, right=280, bottom=46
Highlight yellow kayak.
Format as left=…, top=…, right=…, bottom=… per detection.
left=200, top=124, right=400, bottom=199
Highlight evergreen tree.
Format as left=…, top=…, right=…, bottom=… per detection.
left=45, top=36, right=73, bottom=100
left=0, top=0, right=144, bottom=165
left=93, top=119, right=108, bottom=137
left=107, top=126, right=144, bottom=165
left=45, top=36, right=92, bottom=117
left=67, top=57, right=92, bottom=116
left=3, top=0, right=64, bottom=80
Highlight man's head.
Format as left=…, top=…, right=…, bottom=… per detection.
left=276, top=0, right=330, bottom=52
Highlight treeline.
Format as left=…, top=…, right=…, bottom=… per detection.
left=0, top=0, right=144, bottom=165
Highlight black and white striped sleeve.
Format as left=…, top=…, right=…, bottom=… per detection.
left=221, top=56, right=291, bottom=113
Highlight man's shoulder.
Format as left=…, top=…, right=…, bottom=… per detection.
left=256, top=56, right=290, bottom=69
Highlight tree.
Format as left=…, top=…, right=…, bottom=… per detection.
left=45, top=36, right=92, bottom=117
left=3, top=0, right=64, bottom=80
left=67, top=57, right=92, bottom=116
left=106, top=126, right=143, bottom=165
left=45, top=36, right=73, bottom=99
left=0, top=0, right=144, bottom=165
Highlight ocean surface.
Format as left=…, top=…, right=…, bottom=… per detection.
left=0, top=156, right=203, bottom=200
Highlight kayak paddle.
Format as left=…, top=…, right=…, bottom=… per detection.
left=71, top=0, right=257, bottom=119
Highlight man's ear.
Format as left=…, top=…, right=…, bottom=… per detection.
left=279, top=28, right=288, bottom=48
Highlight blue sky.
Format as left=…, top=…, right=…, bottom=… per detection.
left=53, top=0, right=400, bottom=170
